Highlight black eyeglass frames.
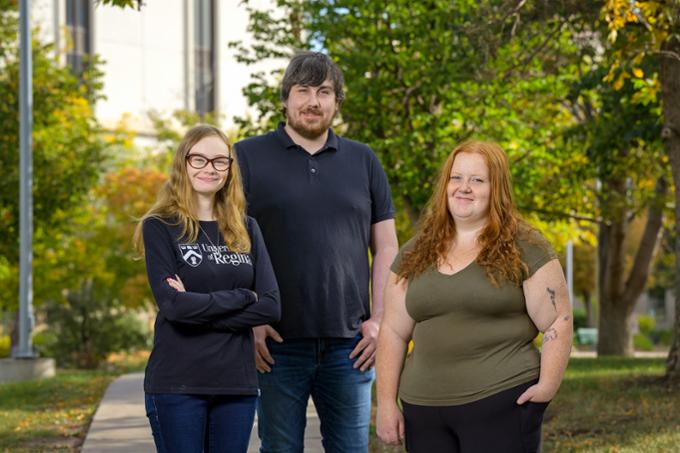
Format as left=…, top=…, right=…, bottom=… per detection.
left=186, top=153, right=233, bottom=171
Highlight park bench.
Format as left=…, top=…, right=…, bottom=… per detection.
left=576, top=327, right=598, bottom=346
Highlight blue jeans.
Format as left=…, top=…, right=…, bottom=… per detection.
left=257, top=335, right=375, bottom=453
left=145, top=393, right=257, bottom=453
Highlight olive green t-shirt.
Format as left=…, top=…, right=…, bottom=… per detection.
left=391, top=231, right=556, bottom=406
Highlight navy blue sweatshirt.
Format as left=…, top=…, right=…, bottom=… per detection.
left=142, top=216, right=280, bottom=395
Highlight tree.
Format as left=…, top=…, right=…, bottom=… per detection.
left=34, top=163, right=166, bottom=367
left=574, top=240, right=598, bottom=327
left=234, top=0, right=669, bottom=355
left=0, top=2, right=111, bottom=349
left=33, top=110, right=231, bottom=367
left=231, top=1, right=598, bottom=227
left=98, top=0, right=144, bottom=9
left=229, top=0, right=306, bottom=137
left=565, top=57, right=669, bottom=355
left=601, top=0, right=680, bottom=377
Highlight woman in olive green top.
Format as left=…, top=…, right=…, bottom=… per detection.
left=376, top=141, right=572, bottom=453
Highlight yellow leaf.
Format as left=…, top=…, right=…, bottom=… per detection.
left=632, top=68, right=644, bottom=78
left=608, top=29, right=618, bottom=43
left=613, top=77, right=624, bottom=90
left=632, top=52, right=645, bottom=66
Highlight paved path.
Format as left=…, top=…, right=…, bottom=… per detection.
left=81, top=372, right=323, bottom=453
left=570, top=350, right=668, bottom=358
left=82, top=351, right=668, bottom=451
left=81, top=373, right=154, bottom=453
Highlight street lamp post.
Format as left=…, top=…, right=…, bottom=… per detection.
left=566, top=240, right=574, bottom=307
left=14, top=0, right=36, bottom=359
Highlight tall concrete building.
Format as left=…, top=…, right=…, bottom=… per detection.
left=32, top=0, right=280, bottom=139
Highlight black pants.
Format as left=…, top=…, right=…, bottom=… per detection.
left=402, top=380, right=549, bottom=453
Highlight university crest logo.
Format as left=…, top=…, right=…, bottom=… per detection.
left=179, top=244, right=202, bottom=267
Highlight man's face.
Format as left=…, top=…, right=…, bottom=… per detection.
left=284, top=79, right=338, bottom=139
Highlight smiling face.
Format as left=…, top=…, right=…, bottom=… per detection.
left=447, top=152, right=491, bottom=225
left=284, top=78, right=338, bottom=139
left=185, top=135, right=231, bottom=197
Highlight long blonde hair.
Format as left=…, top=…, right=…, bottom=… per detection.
left=134, top=124, right=251, bottom=253
left=397, top=140, right=530, bottom=286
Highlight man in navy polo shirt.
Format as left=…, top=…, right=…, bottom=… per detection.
left=235, top=51, right=398, bottom=452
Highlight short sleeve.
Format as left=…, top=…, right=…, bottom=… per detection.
left=368, top=150, right=396, bottom=224
left=390, top=237, right=417, bottom=274
left=519, top=229, right=558, bottom=277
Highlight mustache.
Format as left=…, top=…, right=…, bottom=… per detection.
left=301, top=108, right=322, bottom=115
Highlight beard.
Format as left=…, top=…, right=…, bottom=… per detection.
left=287, top=107, right=337, bottom=140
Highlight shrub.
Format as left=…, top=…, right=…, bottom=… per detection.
left=40, top=310, right=149, bottom=369
left=31, top=330, right=55, bottom=354
left=633, top=333, right=654, bottom=351
left=40, top=280, right=150, bottom=368
left=573, top=308, right=589, bottom=331
left=0, top=335, right=9, bottom=358
left=637, top=315, right=656, bottom=336
left=650, top=329, right=673, bottom=346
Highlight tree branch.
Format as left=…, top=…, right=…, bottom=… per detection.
left=501, top=21, right=565, bottom=81
left=623, top=177, right=667, bottom=298
left=518, top=206, right=606, bottom=224
left=654, top=49, right=680, bottom=62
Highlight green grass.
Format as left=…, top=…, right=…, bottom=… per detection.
left=3, top=355, right=677, bottom=452
left=544, top=358, right=679, bottom=453
left=370, top=358, right=680, bottom=453
left=0, top=351, right=148, bottom=453
left=0, top=370, right=113, bottom=452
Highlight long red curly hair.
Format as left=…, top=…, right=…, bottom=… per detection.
left=397, top=140, right=531, bottom=286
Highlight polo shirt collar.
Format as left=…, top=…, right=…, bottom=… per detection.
left=275, top=121, right=339, bottom=153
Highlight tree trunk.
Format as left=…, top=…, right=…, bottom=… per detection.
left=598, top=300, right=635, bottom=355
left=597, top=205, right=631, bottom=355
left=669, top=294, right=680, bottom=380
left=581, top=290, right=595, bottom=327
left=598, top=178, right=666, bottom=356
left=660, top=35, right=680, bottom=380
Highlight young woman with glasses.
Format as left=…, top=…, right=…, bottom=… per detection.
left=134, top=124, right=280, bottom=453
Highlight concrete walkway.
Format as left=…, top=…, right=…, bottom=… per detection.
left=81, top=372, right=323, bottom=452
left=82, top=351, right=669, bottom=451
left=81, top=373, right=154, bottom=453
left=570, top=350, right=668, bottom=358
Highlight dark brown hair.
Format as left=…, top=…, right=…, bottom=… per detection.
left=281, top=51, right=345, bottom=115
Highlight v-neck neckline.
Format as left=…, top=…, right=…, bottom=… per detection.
left=436, top=258, right=477, bottom=277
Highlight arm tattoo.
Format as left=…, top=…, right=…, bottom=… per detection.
left=563, top=315, right=571, bottom=322
left=547, top=287, right=556, bottom=311
left=543, top=327, right=558, bottom=343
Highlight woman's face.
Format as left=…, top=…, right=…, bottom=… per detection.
left=447, top=152, right=491, bottom=224
left=185, top=136, right=231, bottom=197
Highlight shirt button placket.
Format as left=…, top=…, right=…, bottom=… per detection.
left=309, top=158, right=318, bottom=181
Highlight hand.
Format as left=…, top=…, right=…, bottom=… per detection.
left=349, top=317, right=380, bottom=372
left=376, top=403, right=405, bottom=446
left=166, top=274, right=186, bottom=292
left=253, top=325, right=283, bottom=373
left=516, top=382, right=556, bottom=405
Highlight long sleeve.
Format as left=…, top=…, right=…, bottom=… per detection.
left=211, top=218, right=281, bottom=331
left=143, top=217, right=256, bottom=325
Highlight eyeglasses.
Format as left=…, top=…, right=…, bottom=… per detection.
left=186, top=153, right=233, bottom=171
